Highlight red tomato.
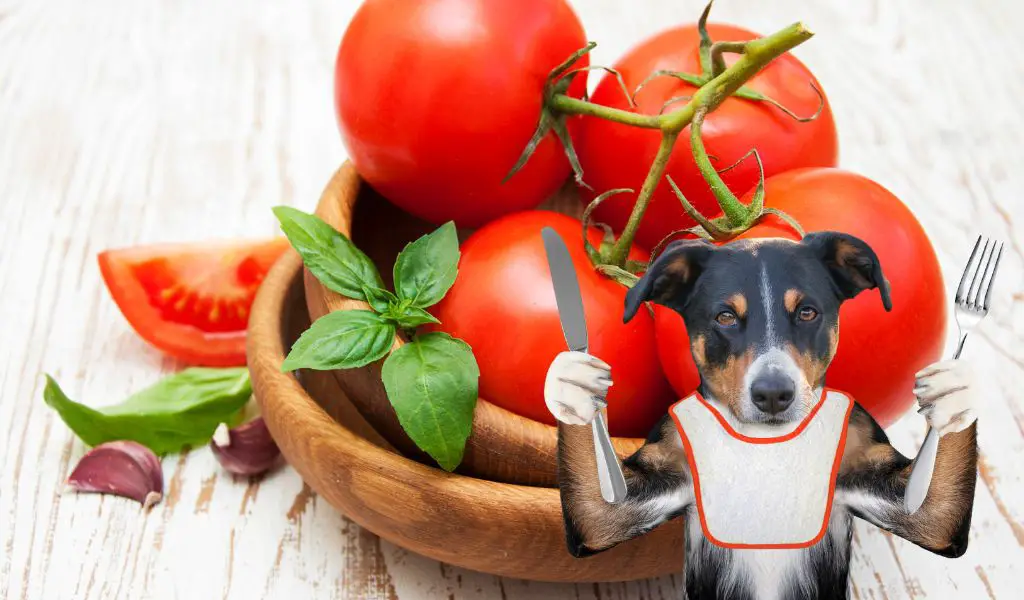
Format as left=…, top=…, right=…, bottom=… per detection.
left=335, top=0, right=588, bottom=228
left=578, top=23, right=838, bottom=249
left=433, top=211, right=675, bottom=437
left=98, top=238, right=289, bottom=366
left=654, top=169, right=946, bottom=426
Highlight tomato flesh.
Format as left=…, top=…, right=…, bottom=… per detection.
left=98, top=238, right=289, bottom=366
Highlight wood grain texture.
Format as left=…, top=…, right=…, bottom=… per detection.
left=0, top=0, right=1021, bottom=598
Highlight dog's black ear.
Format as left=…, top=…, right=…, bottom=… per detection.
left=802, top=231, right=892, bottom=311
left=623, top=239, right=714, bottom=323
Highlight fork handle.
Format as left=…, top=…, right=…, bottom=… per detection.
left=953, top=332, right=968, bottom=360
left=903, top=333, right=969, bottom=513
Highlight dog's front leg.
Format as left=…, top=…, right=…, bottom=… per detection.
left=546, top=351, right=692, bottom=557
left=839, top=360, right=978, bottom=557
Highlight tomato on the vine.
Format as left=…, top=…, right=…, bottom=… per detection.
left=577, top=23, right=838, bottom=249
left=654, top=169, right=946, bottom=426
left=432, top=211, right=675, bottom=437
left=334, top=0, right=588, bottom=228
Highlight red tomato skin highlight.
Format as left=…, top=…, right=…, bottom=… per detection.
left=335, top=0, right=588, bottom=228
left=654, top=169, right=946, bottom=427
left=433, top=211, right=675, bottom=438
left=578, top=23, right=838, bottom=249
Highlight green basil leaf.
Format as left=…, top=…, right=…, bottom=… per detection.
left=381, top=332, right=479, bottom=471
left=43, top=368, right=252, bottom=455
left=282, top=310, right=395, bottom=372
left=273, top=206, right=382, bottom=300
left=385, top=305, right=440, bottom=329
left=362, top=285, right=398, bottom=314
left=393, top=221, right=459, bottom=308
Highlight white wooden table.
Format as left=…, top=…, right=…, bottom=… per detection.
left=2, top=0, right=1022, bottom=598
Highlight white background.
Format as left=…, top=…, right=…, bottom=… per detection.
left=1, top=0, right=1022, bottom=598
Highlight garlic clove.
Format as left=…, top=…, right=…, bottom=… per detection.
left=210, top=417, right=280, bottom=476
left=67, top=441, right=163, bottom=509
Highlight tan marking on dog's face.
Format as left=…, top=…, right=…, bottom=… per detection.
left=784, top=343, right=830, bottom=390
left=784, top=289, right=803, bottom=313
left=828, top=327, right=839, bottom=356
left=726, top=293, right=748, bottom=319
left=691, top=334, right=707, bottom=369
left=701, top=348, right=755, bottom=415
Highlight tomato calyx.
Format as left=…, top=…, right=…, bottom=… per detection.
left=630, top=1, right=826, bottom=123
left=505, top=42, right=629, bottom=191
left=512, top=1, right=816, bottom=282
left=664, top=108, right=806, bottom=244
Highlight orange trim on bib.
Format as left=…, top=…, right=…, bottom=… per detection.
left=669, top=389, right=853, bottom=550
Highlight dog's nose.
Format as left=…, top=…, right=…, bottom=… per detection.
left=750, top=373, right=796, bottom=415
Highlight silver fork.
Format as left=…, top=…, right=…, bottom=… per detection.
left=904, top=235, right=1003, bottom=514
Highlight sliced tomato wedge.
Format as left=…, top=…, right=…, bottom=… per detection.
left=98, top=238, right=290, bottom=366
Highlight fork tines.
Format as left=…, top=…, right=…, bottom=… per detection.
left=956, top=235, right=1004, bottom=312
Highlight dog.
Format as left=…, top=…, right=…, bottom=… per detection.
left=544, top=232, right=978, bottom=600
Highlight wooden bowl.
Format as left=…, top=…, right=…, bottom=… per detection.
left=248, top=248, right=684, bottom=581
left=303, top=163, right=647, bottom=486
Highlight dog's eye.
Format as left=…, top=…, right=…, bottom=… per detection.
left=797, top=306, right=819, bottom=322
left=715, top=311, right=738, bottom=327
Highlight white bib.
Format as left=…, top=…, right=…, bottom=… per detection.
left=670, top=389, right=852, bottom=549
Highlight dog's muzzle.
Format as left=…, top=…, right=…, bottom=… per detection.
left=750, top=371, right=796, bottom=415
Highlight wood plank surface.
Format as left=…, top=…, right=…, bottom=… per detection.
left=1, top=0, right=1021, bottom=598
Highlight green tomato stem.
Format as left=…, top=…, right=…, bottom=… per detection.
left=709, top=41, right=747, bottom=78
left=688, top=108, right=748, bottom=226
left=606, top=130, right=678, bottom=265
left=552, top=22, right=813, bottom=267
left=548, top=95, right=662, bottom=129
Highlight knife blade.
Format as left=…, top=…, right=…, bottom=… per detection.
left=541, top=228, right=589, bottom=353
left=541, top=227, right=627, bottom=504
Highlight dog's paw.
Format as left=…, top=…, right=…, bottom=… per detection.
left=544, top=351, right=612, bottom=425
left=914, top=359, right=978, bottom=436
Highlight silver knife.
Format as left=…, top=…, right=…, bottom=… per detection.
left=541, top=227, right=628, bottom=504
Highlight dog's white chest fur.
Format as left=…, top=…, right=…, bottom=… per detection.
left=685, top=502, right=854, bottom=600
left=733, top=547, right=806, bottom=600
left=672, top=390, right=851, bottom=548
left=684, top=510, right=810, bottom=600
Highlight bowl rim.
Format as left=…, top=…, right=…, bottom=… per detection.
left=248, top=245, right=684, bottom=581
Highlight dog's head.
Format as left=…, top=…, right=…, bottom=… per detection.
left=624, top=233, right=891, bottom=426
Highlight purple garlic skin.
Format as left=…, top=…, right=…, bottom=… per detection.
left=210, top=417, right=280, bottom=476
left=67, top=441, right=163, bottom=509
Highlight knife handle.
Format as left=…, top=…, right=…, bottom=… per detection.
left=592, top=412, right=628, bottom=504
